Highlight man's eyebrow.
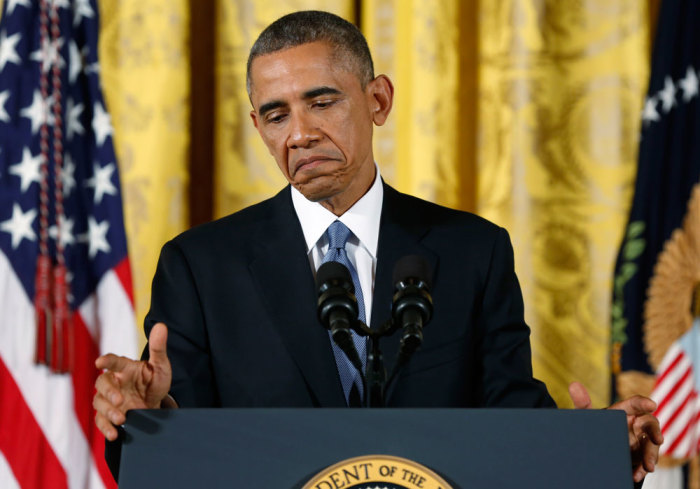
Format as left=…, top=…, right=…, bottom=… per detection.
left=303, top=86, right=342, bottom=99
left=258, top=100, right=286, bottom=117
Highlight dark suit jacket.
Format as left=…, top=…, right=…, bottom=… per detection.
left=144, top=183, right=554, bottom=409
left=106, top=183, right=554, bottom=477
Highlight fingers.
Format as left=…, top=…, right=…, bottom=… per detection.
left=93, top=392, right=125, bottom=440
left=631, top=431, right=658, bottom=483
left=95, top=369, right=124, bottom=405
left=95, top=353, right=134, bottom=373
left=611, top=395, right=657, bottom=416
left=634, top=414, right=662, bottom=472
left=617, top=398, right=662, bottom=483
left=633, top=465, right=648, bottom=483
left=148, top=322, right=169, bottom=367
left=568, top=381, right=593, bottom=409
left=94, top=352, right=146, bottom=441
left=95, top=409, right=120, bottom=441
left=634, top=412, right=663, bottom=446
left=93, top=371, right=128, bottom=441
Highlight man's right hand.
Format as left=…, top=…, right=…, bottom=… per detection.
left=93, top=322, right=173, bottom=441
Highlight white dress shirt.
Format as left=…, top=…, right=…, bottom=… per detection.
left=291, top=167, right=383, bottom=326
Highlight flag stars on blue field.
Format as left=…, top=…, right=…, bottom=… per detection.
left=51, top=0, right=71, bottom=9
left=642, top=65, right=699, bottom=127
left=73, top=0, right=95, bottom=27
left=62, top=155, right=76, bottom=196
left=0, top=90, right=10, bottom=122
left=679, top=66, right=699, bottom=102
left=642, top=96, right=660, bottom=125
left=0, top=31, right=21, bottom=71
left=85, top=162, right=117, bottom=204
left=9, top=147, right=42, bottom=192
left=21, top=90, right=54, bottom=134
left=91, top=102, right=113, bottom=146
left=68, top=41, right=85, bottom=83
left=30, top=36, right=65, bottom=73
left=0, top=203, right=37, bottom=249
left=83, top=216, right=110, bottom=258
left=658, top=76, right=677, bottom=113
left=5, top=0, right=31, bottom=16
left=66, top=98, right=85, bottom=140
left=49, top=216, right=76, bottom=248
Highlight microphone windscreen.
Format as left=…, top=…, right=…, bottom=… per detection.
left=392, top=255, right=432, bottom=289
left=316, top=261, right=353, bottom=290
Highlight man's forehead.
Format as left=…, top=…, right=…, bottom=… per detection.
left=249, top=42, right=359, bottom=103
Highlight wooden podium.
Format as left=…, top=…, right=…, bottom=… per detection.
left=117, top=408, right=634, bottom=488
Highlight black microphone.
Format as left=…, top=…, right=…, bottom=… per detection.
left=316, top=261, right=364, bottom=374
left=391, top=255, right=433, bottom=366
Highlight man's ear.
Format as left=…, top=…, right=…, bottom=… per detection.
left=367, top=74, right=394, bottom=126
left=250, top=110, right=260, bottom=130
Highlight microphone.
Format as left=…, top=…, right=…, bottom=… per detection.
left=316, top=261, right=364, bottom=374
left=391, top=255, right=433, bottom=366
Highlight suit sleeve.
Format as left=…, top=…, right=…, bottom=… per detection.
left=477, top=227, right=556, bottom=408
left=143, top=239, right=219, bottom=407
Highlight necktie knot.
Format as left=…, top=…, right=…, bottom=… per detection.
left=326, top=220, right=352, bottom=251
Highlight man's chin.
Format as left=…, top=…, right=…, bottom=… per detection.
left=293, top=181, right=338, bottom=204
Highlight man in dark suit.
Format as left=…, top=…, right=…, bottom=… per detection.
left=93, top=10, right=661, bottom=483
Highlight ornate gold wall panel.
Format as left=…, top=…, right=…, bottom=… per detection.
left=478, top=0, right=649, bottom=407
left=99, top=0, right=190, bottom=347
left=214, top=0, right=354, bottom=218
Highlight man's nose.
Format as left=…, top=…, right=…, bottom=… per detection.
left=287, top=111, right=320, bottom=149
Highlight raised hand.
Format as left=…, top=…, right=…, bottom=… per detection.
left=93, top=323, right=173, bottom=441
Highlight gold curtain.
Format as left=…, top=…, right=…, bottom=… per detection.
left=477, top=1, right=649, bottom=407
left=99, top=0, right=190, bottom=348
left=214, top=0, right=354, bottom=218
left=361, top=1, right=650, bottom=407
left=362, top=0, right=476, bottom=210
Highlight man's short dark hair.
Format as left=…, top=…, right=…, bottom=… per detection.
left=246, top=10, right=375, bottom=95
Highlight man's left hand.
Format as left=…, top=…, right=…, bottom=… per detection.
left=569, top=381, right=663, bottom=483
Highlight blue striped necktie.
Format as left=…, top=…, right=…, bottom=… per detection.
left=321, top=220, right=367, bottom=406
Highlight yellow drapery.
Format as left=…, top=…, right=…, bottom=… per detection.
left=361, top=1, right=649, bottom=406
left=362, top=0, right=476, bottom=210
left=478, top=1, right=649, bottom=406
left=99, top=0, right=190, bottom=349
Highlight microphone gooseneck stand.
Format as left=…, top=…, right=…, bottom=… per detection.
left=316, top=256, right=433, bottom=408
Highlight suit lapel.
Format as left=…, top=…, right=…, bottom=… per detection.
left=371, top=184, right=438, bottom=384
left=248, top=188, right=346, bottom=407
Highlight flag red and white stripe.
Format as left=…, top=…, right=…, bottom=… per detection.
left=0, top=0, right=138, bottom=487
left=651, top=328, right=700, bottom=459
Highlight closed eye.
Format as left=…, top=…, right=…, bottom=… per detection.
left=311, top=99, right=337, bottom=109
left=265, top=112, right=288, bottom=124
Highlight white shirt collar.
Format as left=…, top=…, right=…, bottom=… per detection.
left=291, top=165, right=383, bottom=257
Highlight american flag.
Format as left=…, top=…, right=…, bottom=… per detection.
left=611, top=0, right=700, bottom=484
left=0, top=0, right=137, bottom=488
left=651, top=321, right=700, bottom=459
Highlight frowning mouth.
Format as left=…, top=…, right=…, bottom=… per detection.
left=293, top=156, right=336, bottom=174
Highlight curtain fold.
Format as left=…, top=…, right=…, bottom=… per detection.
left=99, top=0, right=190, bottom=348
left=477, top=0, right=650, bottom=406
left=362, top=0, right=650, bottom=406
left=362, top=0, right=477, bottom=211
